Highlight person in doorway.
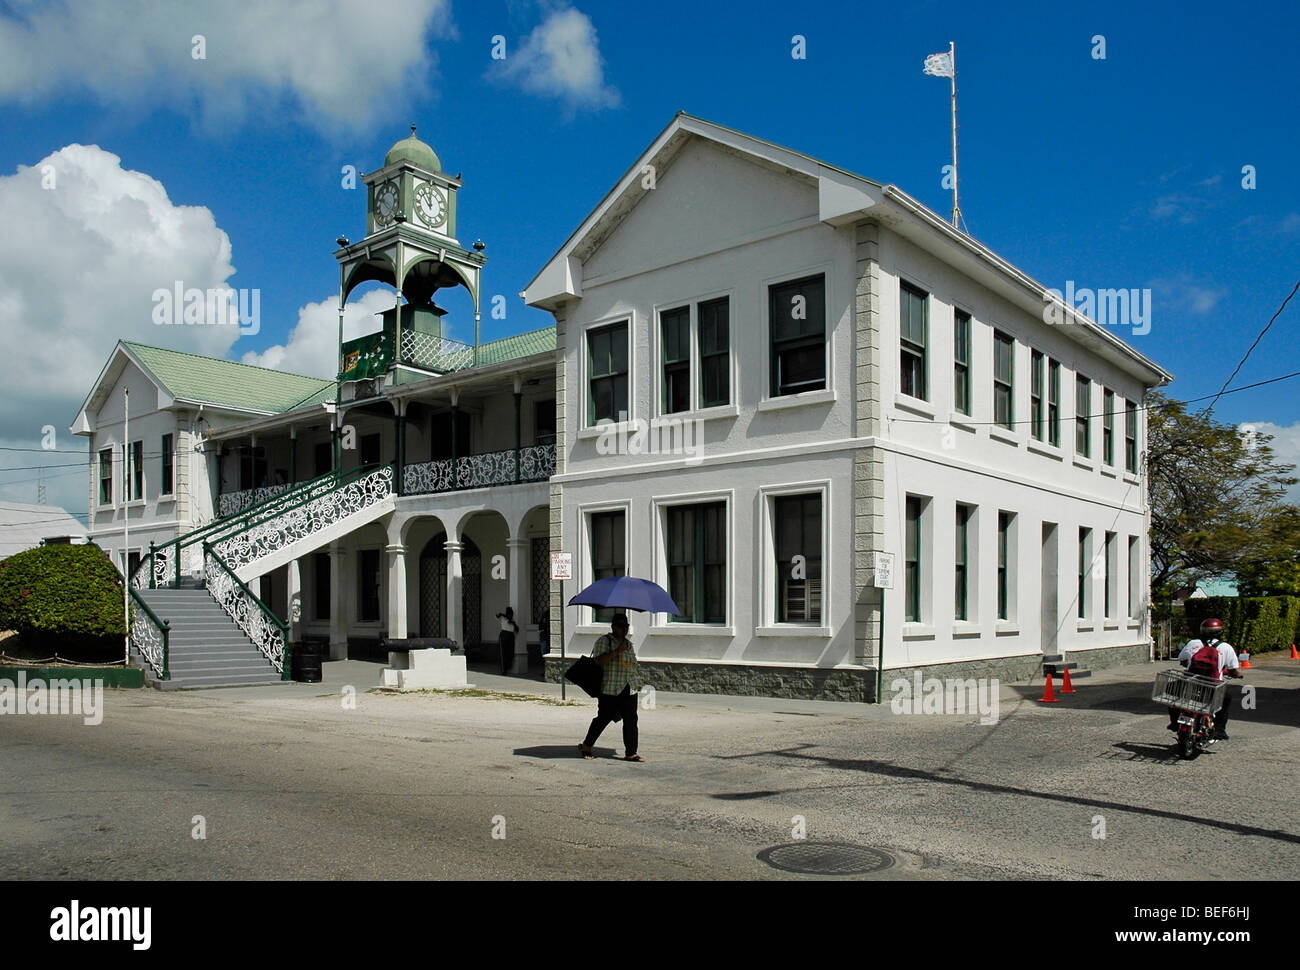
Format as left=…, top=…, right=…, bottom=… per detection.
left=578, top=612, right=643, bottom=762
left=496, top=607, right=519, bottom=675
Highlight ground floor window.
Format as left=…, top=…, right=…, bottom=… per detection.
left=590, top=510, right=625, bottom=623
left=774, top=493, right=822, bottom=623
left=666, top=501, right=726, bottom=624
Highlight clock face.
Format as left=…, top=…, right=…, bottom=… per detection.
left=374, top=180, right=399, bottom=227
left=414, top=183, right=445, bottom=228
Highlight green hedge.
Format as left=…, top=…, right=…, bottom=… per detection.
left=1184, top=596, right=1300, bottom=655
left=0, top=544, right=127, bottom=658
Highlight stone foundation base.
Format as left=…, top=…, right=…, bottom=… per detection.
left=545, top=640, right=1154, bottom=704
left=1063, top=640, right=1151, bottom=671
left=546, top=657, right=875, bottom=702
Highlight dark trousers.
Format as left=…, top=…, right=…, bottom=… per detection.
left=499, top=631, right=515, bottom=674
left=583, top=684, right=638, bottom=756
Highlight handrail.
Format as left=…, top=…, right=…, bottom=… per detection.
left=202, top=541, right=292, bottom=679
left=146, top=468, right=345, bottom=588
left=128, top=585, right=171, bottom=680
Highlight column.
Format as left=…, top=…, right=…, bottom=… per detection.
left=513, top=374, right=523, bottom=483
left=329, top=542, right=347, bottom=661
left=394, top=404, right=406, bottom=495
left=508, top=536, right=529, bottom=674
left=287, top=557, right=302, bottom=645
left=445, top=538, right=463, bottom=650
left=387, top=543, right=408, bottom=640
left=289, top=428, right=297, bottom=483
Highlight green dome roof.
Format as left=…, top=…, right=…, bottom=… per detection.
left=385, top=126, right=441, bottom=172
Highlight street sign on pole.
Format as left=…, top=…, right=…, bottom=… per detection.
left=550, top=552, right=572, bottom=581
left=550, top=552, right=572, bottom=699
left=873, top=551, right=895, bottom=590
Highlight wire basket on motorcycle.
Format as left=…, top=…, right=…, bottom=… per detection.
left=1151, top=668, right=1226, bottom=715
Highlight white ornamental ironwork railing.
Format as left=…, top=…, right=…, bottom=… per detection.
left=218, top=483, right=292, bottom=518
left=214, top=465, right=393, bottom=572
left=128, top=590, right=170, bottom=679
left=402, top=444, right=555, bottom=495
left=204, top=549, right=287, bottom=674
left=399, top=329, right=476, bottom=373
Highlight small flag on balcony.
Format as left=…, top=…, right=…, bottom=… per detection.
left=923, top=50, right=954, bottom=78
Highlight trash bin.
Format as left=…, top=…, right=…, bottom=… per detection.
left=292, top=639, right=322, bottom=683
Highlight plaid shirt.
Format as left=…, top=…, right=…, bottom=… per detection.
left=592, top=633, right=638, bottom=695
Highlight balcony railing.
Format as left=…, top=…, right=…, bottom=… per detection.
left=399, top=329, right=476, bottom=373
left=403, top=443, right=555, bottom=495
left=217, top=483, right=293, bottom=518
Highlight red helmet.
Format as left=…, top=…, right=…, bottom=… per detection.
left=1199, top=618, right=1225, bottom=640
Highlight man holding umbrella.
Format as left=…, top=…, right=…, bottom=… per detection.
left=578, top=612, right=643, bottom=761
left=568, top=576, right=680, bottom=761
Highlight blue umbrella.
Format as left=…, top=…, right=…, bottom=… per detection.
left=567, top=576, right=682, bottom=615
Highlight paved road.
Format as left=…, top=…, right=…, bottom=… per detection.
left=2, top=657, right=1297, bottom=880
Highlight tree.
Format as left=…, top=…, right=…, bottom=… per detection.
left=1146, top=391, right=1299, bottom=591
left=0, top=543, right=126, bottom=658
left=1235, top=505, right=1300, bottom=595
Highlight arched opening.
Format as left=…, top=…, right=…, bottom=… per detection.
left=418, top=532, right=481, bottom=650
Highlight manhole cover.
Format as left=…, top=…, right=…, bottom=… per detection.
left=757, top=841, right=895, bottom=875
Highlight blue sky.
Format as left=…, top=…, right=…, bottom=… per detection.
left=1, top=0, right=1298, bottom=514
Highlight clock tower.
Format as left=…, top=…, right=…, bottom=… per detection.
left=335, top=125, right=487, bottom=390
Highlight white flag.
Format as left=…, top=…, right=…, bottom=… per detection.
left=923, top=51, right=954, bottom=78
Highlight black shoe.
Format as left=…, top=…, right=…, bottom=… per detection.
left=1167, top=723, right=1178, bottom=732
left=1214, top=729, right=1229, bottom=740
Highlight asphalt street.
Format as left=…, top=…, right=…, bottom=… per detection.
left=2, top=656, right=1298, bottom=880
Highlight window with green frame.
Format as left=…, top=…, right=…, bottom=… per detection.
left=1102, top=389, right=1115, bottom=465
left=953, top=309, right=971, bottom=415
left=1048, top=358, right=1061, bottom=446
left=587, top=322, right=629, bottom=425
left=161, top=433, right=174, bottom=495
left=661, top=306, right=690, bottom=414
left=993, top=331, right=1014, bottom=429
left=667, top=502, right=726, bottom=623
left=698, top=296, right=730, bottom=408
left=1125, top=400, right=1138, bottom=473
left=899, top=282, right=927, bottom=400
left=770, top=275, right=826, bottom=397
left=98, top=448, right=112, bottom=505
left=774, top=493, right=822, bottom=622
left=1075, top=374, right=1091, bottom=457
left=128, top=440, right=143, bottom=501
left=1030, top=350, right=1045, bottom=440
left=1078, top=526, right=1091, bottom=619
left=905, top=496, right=923, bottom=622
left=997, top=511, right=1013, bottom=620
left=954, top=504, right=971, bottom=621
left=590, top=510, right=626, bottom=622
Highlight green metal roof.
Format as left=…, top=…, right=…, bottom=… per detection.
left=123, top=342, right=336, bottom=414
left=474, top=326, right=556, bottom=366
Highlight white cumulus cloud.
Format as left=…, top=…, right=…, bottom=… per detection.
left=1242, top=421, right=1300, bottom=505
left=0, top=143, right=243, bottom=446
left=0, top=0, right=453, bottom=130
left=490, top=6, right=619, bottom=112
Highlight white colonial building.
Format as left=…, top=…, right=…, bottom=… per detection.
left=73, top=116, right=1170, bottom=699
left=524, top=113, right=1171, bottom=700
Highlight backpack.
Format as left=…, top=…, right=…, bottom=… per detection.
left=1187, top=641, right=1221, bottom=680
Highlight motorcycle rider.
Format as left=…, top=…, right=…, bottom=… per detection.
left=1168, top=617, right=1243, bottom=740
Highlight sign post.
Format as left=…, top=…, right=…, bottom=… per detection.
left=872, top=551, right=894, bottom=704
left=550, top=552, right=573, bottom=699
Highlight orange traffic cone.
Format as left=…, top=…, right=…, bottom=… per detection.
left=1240, top=652, right=1252, bottom=669
left=1290, top=643, right=1298, bottom=660
left=1039, top=672, right=1058, bottom=703
left=1061, top=666, right=1076, bottom=694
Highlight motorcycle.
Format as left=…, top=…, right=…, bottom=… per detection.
left=1151, top=668, right=1227, bottom=760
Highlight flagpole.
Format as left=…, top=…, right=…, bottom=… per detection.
left=949, top=41, right=959, bottom=229
left=123, top=386, right=130, bottom=665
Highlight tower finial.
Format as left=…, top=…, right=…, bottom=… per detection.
left=410, top=123, right=417, bottom=137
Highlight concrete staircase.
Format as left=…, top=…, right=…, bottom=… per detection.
left=134, top=588, right=283, bottom=690
left=1042, top=653, right=1092, bottom=683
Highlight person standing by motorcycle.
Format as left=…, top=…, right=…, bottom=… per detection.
left=1168, top=617, right=1243, bottom=739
